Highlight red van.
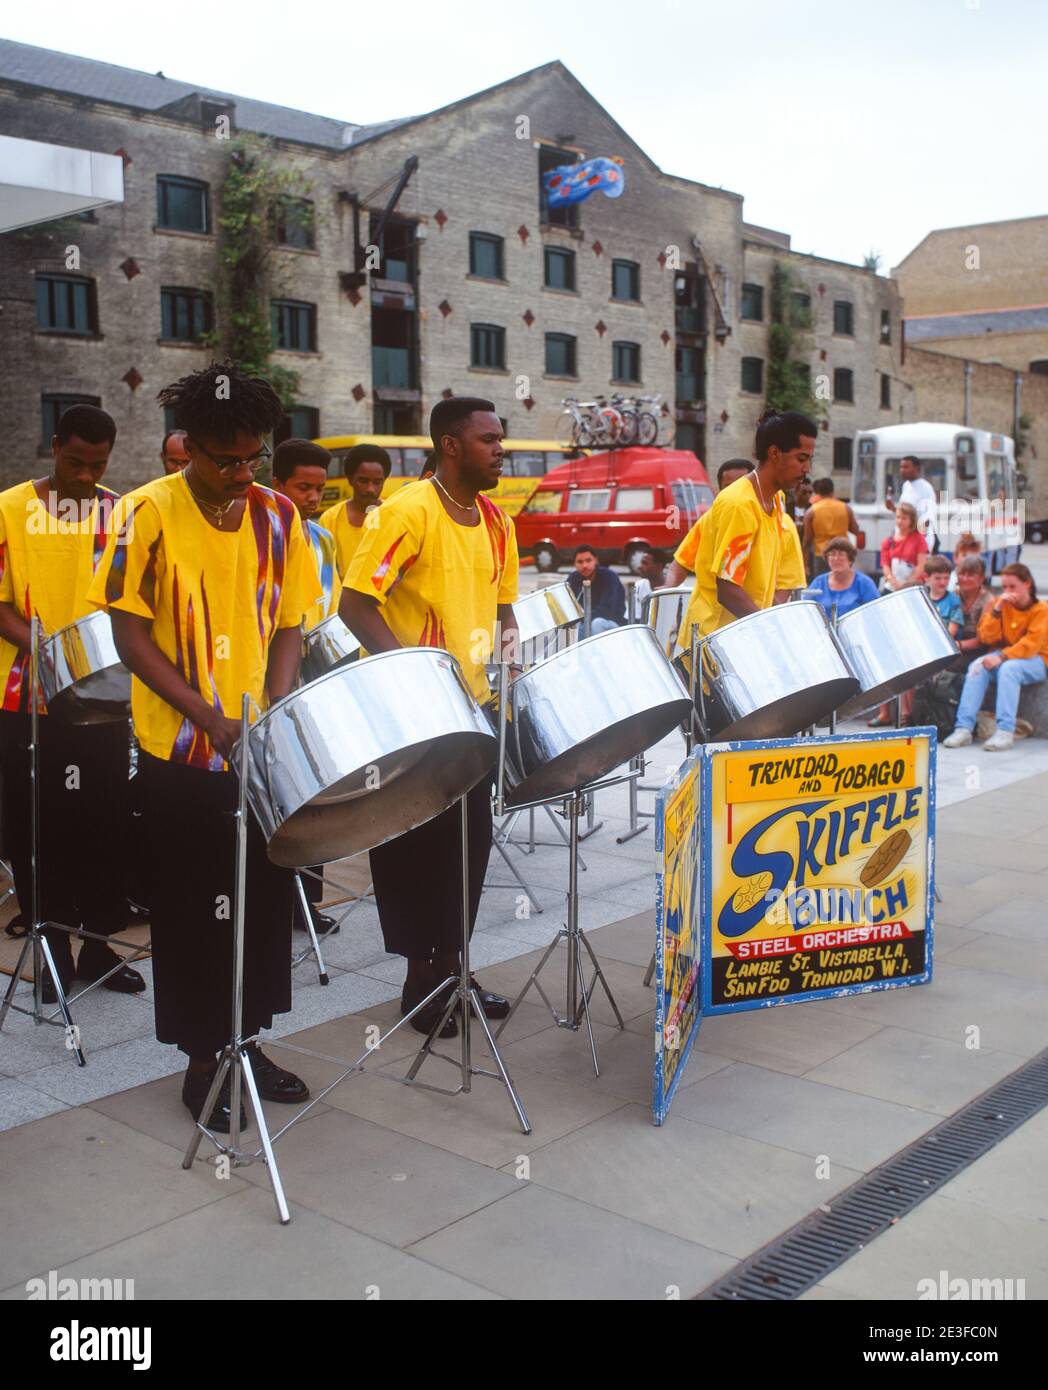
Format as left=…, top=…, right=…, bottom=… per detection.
left=513, top=448, right=714, bottom=573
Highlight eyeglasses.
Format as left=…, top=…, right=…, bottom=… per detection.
left=190, top=440, right=272, bottom=474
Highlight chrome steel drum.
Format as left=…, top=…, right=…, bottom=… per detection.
left=513, top=581, right=583, bottom=664
left=646, top=585, right=693, bottom=659
left=241, top=647, right=497, bottom=868
left=686, top=601, right=859, bottom=741
left=499, top=625, right=691, bottom=807
left=39, top=611, right=131, bottom=723
left=301, top=613, right=361, bottom=684
left=834, top=586, right=960, bottom=718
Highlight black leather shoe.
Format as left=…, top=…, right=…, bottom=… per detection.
left=402, top=983, right=458, bottom=1039
left=465, top=976, right=511, bottom=1020
left=244, top=1046, right=310, bottom=1103
left=182, top=1068, right=246, bottom=1134
left=296, top=910, right=340, bottom=937
left=77, top=946, right=146, bottom=994
left=40, top=951, right=75, bottom=1006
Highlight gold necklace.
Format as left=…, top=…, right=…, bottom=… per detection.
left=186, top=479, right=235, bottom=519
left=432, top=476, right=477, bottom=515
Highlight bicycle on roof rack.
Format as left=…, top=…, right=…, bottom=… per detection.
left=557, top=392, right=670, bottom=449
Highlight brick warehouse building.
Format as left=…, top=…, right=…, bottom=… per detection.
left=0, top=38, right=903, bottom=493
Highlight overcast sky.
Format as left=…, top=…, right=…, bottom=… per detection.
left=5, top=0, right=1046, bottom=270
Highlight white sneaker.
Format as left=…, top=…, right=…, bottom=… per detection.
left=983, top=730, right=1015, bottom=752
left=942, top=728, right=973, bottom=748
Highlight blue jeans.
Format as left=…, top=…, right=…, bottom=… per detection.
left=955, top=655, right=1047, bottom=733
left=589, top=617, right=619, bottom=634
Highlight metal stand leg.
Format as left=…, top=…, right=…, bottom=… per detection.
left=496, top=791, right=624, bottom=1076
left=181, top=694, right=291, bottom=1224
left=617, top=754, right=651, bottom=844
left=290, top=871, right=329, bottom=984
left=0, top=618, right=87, bottom=1063
left=401, top=793, right=531, bottom=1133
left=488, top=835, right=543, bottom=914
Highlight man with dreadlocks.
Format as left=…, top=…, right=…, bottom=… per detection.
left=90, top=362, right=320, bottom=1132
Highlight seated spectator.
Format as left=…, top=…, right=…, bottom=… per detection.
left=803, top=478, right=859, bottom=577
left=567, top=544, right=626, bottom=633
left=880, top=502, right=928, bottom=591
left=631, top=549, right=667, bottom=617
left=922, top=555, right=962, bottom=637
left=947, top=532, right=981, bottom=592
left=806, top=535, right=878, bottom=619
left=951, top=554, right=992, bottom=669
left=943, top=562, right=1048, bottom=752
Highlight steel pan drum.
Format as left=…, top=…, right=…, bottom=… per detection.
left=513, top=581, right=583, bottom=663
left=834, top=586, right=960, bottom=718
left=500, top=625, right=691, bottom=807
left=301, top=613, right=361, bottom=684
left=39, top=611, right=131, bottom=723
left=685, top=601, right=859, bottom=742
left=646, top=585, right=693, bottom=659
left=241, top=647, right=496, bottom=868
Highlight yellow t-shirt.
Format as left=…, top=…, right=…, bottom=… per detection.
left=809, top=495, right=850, bottom=557
left=681, top=476, right=796, bottom=642
left=304, top=518, right=340, bottom=633
left=89, top=474, right=320, bottom=769
left=318, top=500, right=373, bottom=577
left=0, top=480, right=119, bottom=713
left=673, top=517, right=703, bottom=573
left=343, top=480, right=519, bottom=705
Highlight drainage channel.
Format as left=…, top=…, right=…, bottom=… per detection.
left=699, top=1046, right=1048, bottom=1301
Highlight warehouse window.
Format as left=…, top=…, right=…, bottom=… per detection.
left=35, top=274, right=97, bottom=335
left=544, top=246, right=576, bottom=292
left=160, top=287, right=212, bottom=343
left=271, top=299, right=317, bottom=353
left=740, top=283, right=764, bottom=321
left=470, top=323, right=506, bottom=370
left=469, top=232, right=504, bottom=280
left=741, top=357, right=764, bottom=393
left=834, top=367, right=854, bottom=402
left=545, top=332, right=577, bottom=377
left=156, top=175, right=210, bottom=234
left=833, top=300, right=855, bottom=336
left=274, top=196, right=315, bottom=250
left=612, top=341, right=641, bottom=383
left=612, top=259, right=640, bottom=302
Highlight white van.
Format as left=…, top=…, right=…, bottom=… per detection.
left=850, top=422, right=1024, bottom=576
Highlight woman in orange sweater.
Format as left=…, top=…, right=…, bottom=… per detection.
left=944, top=562, right=1048, bottom=751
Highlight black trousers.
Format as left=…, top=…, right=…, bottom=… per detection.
left=137, top=751, right=294, bottom=1057
left=0, top=711, right=129, bottom=952
left=369, top=774, right=493, bottom=961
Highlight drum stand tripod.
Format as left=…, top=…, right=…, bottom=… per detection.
left=490, top=666, right=628, bottom=1076
left=183, top=696, right=531, bottom=1225
left=0, top=619, right=150, bottom=1063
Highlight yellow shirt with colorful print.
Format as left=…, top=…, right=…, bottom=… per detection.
left=318, top=499, right=372, bottom=578
left=88, top=474, right=320, bottom=769
left=342, top=480, right=518, bottom=705
left=304, top=518, right=340, bottom=632
left=0, top=480, right=119, bottom=714
left=680, top=475, right=797, bottom=642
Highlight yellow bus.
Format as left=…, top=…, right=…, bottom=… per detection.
left=313, top=435, right=585, bottom=516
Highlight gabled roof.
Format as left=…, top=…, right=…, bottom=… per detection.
left=0, top=39, right=742, bottom=200
left=0, top=37, right=408, bottom=149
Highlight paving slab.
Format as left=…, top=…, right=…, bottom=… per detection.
left=321, top=1056, right=629, bottom=1168
left=804, top=1026, right=1026, bottom=1114
left=0, top=1108, right=248, bottom=1292
left=408, top=1183, right=731, bottom=1301
left=513, top=1102, right=863, bottom=1259
left=498, top=1014, right=730, bottom=1106
left=1, top=1187, right=500, bottom=1302
left=670, top=1062, right=938, bottom=1171
left=814, top=960, right=1048, bottom=1057
left=651, top=998, right=886, bottom=1076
